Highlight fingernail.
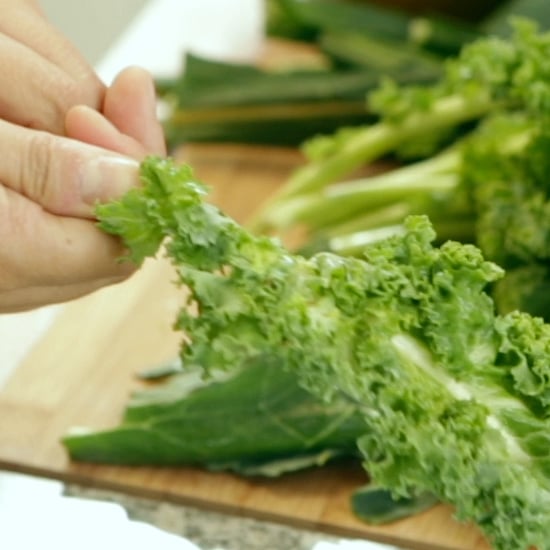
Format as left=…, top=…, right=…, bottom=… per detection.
left=82, top=155, right=139, bottom=209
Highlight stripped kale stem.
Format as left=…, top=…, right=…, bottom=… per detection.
left=248, top=94, right=491, bottom=233
left=257, top=146, right=462, bottom=234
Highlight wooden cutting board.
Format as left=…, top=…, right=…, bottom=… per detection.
left=0, top=144, right=490, bottom=550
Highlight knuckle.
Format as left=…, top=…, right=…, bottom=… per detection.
left=42, top=75, right=103, bottom=133
left=20, top=131, right=57, bottom=204
left=50, top=79, right=82, bottom=119
left=58, top=74, right=105, bottom=113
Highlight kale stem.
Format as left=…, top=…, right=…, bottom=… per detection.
left=257, top=147, right=462, bottom=232
left=249, top=92, right=492, bottom=233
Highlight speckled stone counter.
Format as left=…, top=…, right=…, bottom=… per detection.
left=64, top=484, right=343, bottom=550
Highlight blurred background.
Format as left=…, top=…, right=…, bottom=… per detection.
left=40, top=0, right=148, bottom=64
left=39, top=0, right=506, bottom=66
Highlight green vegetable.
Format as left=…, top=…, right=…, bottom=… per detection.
left=266, top=0, right=483, bottom=57
left=484, top=0, right=550, bottom=34
left=162, top=0, right=484, bottom=149
left=248, top=19, right=550, bottom=320
left=351, top=484, right=438, bottom=524
left=250, top=112, right=532, bottom=252
left=251, top=143, right=464, bottom=238
left=95, top=156, right=550, bottom=550
left=158, top=52, right=441, bottom=148
left=252, top=110, right=550, bottom=319
left=64, top=357, right=366, bottom=475
left=249, top=17, right=550, bottom=220
left=492, top=264, right=550, bottom=319
left=163, top=1, right=534, bottom=151
left=159, top=54, right=370, bottom=147
left=318, top=30, right=443, bottom=74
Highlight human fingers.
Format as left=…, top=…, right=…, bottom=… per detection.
left=0, top=0, right=101, bottom=91
left=0, top=276, right=125, bottom=313
left=0, top=118, right=139, bottom=219
left=0, top=33, right=83, bottom=132
left=66, top=67, right=166, bottom=157
left=65, top=105, right=150, bottom=159
left=0, top=0, right=101, bottom=85
left=0, top=1, right=104, bottom=132
left=103, top=67, right=166, bottom=155
left=0, top=185, right=135, bottom=312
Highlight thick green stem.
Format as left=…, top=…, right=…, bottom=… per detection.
left=249, top=92, right=492, bottom=233
left=260, top=147, right=461, bottom=232
left=285, top=93, right=490, bottom=197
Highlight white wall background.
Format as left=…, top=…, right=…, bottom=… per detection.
left=39, top=0, right=149, bottom=64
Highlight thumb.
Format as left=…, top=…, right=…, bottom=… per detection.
left=0, top=118, right=140, bottom=219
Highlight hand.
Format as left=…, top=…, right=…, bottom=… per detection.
left=0, top=0, right=105, bottom=133
left=0, top=63, right=166, bottom=312
left=0, top=1, right=166, bottom=312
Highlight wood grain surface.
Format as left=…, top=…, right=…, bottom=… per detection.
left=0, top=144, right=491, bottom=550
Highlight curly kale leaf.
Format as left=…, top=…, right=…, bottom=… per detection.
left=97, top=157, right=550, bottom=550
